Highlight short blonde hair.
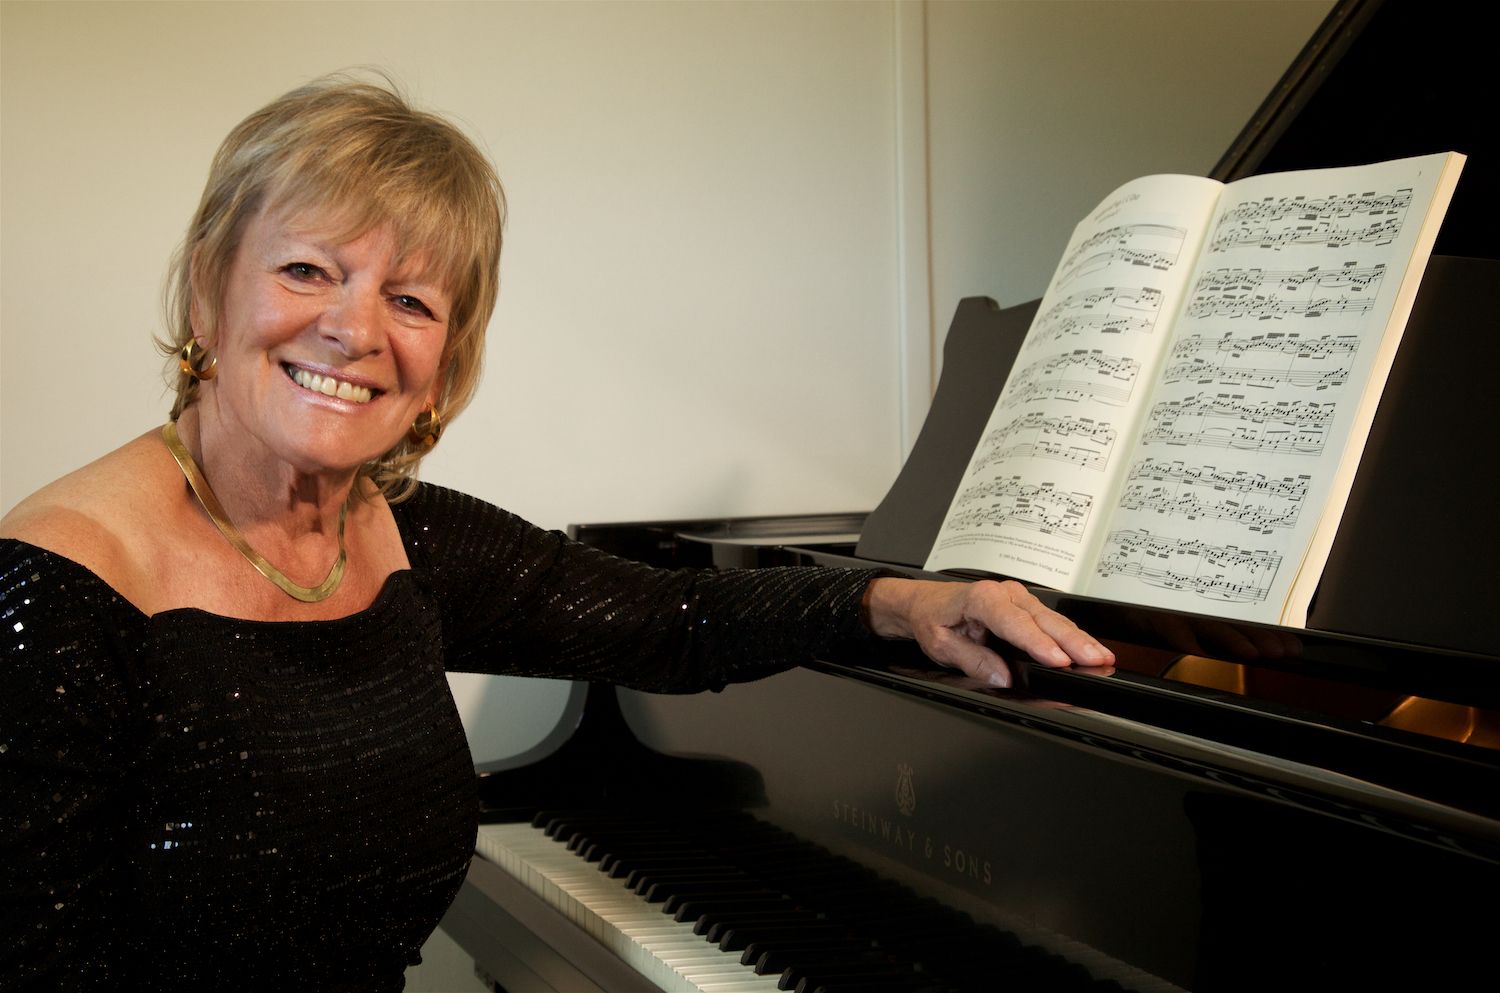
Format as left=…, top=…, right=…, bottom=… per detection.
left=162, top=73, right=505, bottom=501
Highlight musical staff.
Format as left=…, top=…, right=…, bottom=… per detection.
left=1118, top=458, right=1309, bottom=533
left=1209, top=218, right=1400, bottom=252
left=1141, top=392, right=1334, bottom=455
left=1057, top=224, right=1187, bottom=285
left=1208, top=187, right=1412, bottom=253
left=1185, top=264, right=1385, bottom=322
left=950, top=477, right=1092, bottom=542
left=1094, top=529, right=1281, bottom=603
left=1026, top=286, right=1164, bottom=349
left=970, top=413, right=1117, bottom=474
left=1000, top=350, right=1140, bottom=409
left=1161, top=332, right=1358, bottom=390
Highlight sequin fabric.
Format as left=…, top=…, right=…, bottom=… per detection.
left=1, top=483, right=876, bottom=991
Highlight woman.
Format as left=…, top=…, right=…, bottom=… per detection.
left=0, top=78, right=1112, bottom=990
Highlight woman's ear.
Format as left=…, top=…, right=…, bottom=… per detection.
left=187, top=243, right=211, bottom=346
left=428, top=359, right=451, bottom=411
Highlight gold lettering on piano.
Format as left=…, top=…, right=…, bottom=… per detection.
left=895, top=762, right=916, bottom=816
left=829, top=797, right=995, bottom=889
left=942, top=844, right=994, bottom=886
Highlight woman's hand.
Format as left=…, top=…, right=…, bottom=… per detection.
left=863, top=577, right=1114, bottom=688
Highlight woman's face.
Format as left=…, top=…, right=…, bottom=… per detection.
left=198, top=206, right=450, bottom=478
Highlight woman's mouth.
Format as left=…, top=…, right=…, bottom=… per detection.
left=284, top=365, right=376, bottom=404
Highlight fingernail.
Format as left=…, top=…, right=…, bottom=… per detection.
left=989, top=670, right=1010, bottom=689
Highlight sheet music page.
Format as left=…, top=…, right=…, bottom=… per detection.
left=1086, top=153, right=1461, bottom=621
left=925, top=175, right=1223, bottom=589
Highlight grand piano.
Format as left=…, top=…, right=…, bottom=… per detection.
left=433, top=2, right=1499, bottom=990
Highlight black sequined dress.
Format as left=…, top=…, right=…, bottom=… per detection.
left=0, top=484, right=875, bottom=991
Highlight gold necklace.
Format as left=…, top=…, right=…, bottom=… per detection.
left=161, top=422, right=347, bottom=603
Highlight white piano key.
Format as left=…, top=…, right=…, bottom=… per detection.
left=477, top=823, right=783, bottom=993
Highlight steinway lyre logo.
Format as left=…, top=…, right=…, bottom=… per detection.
left=895, top=762, right=916, bottom=817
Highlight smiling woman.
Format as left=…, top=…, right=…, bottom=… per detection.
left=0, top=75, right=1111, bottom=991
left=198, top=210, right=450, bottom=485
left=161, top=79, right=502, bottom=501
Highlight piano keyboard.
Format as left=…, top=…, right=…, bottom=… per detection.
left=477, top=821, right=782, bottom=992
left=474, top=811, right=1142, bottom=993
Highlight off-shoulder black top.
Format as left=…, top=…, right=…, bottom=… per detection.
left=0, top=483, right=875, bottom=991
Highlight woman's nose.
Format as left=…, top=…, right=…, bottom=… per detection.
left=321, top=286, right=384, bottom=357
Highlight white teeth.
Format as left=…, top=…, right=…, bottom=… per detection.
left=289, top=367, right=373, bottom=404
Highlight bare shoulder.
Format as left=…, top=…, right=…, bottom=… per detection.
left=0, top=431, right=181, bottom=600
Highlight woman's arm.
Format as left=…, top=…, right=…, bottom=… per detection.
left=1, top=541, right=138, bottom=985
left=398, top=485, right=1111, bottom=691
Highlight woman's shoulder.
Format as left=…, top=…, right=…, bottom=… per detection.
left=1, top=431, right=181, bottom=609
left=390, top=481, right=528, bottom=546
left=390, top=481, right=562, bottom=583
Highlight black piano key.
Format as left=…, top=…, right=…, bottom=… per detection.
left=672, top=894, right=796, bottom=922
left=598, top=843, right=703, bottom=871
left=703, top=909, right=824, bottom=941
left=662, top=888, right=789, bottom=916
left=738, top=933, right=859, bottom=956
left=641, top=876, right=763, bottom=903
left=753, top=945, right=892, bottom=975
left=610, top=854, right=722, bottom=879
left=717, top=922, right=852, bottom=952
left=627, top=866, right=750, bottom=893
left=786, top=965, right=927, bottom=993
left=587, top=832, right=703, bottom=855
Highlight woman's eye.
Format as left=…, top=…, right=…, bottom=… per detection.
left=394, top=295, right=434, bottom=318
left=283, top=262, right=326, bottom=280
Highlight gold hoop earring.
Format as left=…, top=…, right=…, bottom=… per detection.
left=179, top=340, right=218, bottom=381
left=408, top=404, right=443, bottom=450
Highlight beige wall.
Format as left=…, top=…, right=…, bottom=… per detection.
left=925, top=0, right=1333, bottom=374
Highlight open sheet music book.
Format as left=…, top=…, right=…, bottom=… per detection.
left=924, top=152, right=1464, bottom=626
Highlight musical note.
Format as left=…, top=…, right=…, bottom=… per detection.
left=1209, top=218, right=1400, bottom=252
left=1117, top=458, right=1309, bottom=533
left=950, top=477, right=1092, bottom=542
left=1000, top=350, right=1141, bottom=409
left=1208, top=187, right=1412, bottom=254
left=1057, top=224, right=1187, bottom=285
left=970, top=412, right=1118, bottom=474
left=1191, top=265, right=1385, bottom=295
left=1160, top=332, right=1358, bottom=390
left=1094, top=529, right=1282, bottom=603
left=1140, top=392, right=1334, bottom=455
left=1185, top=263, right=1384, bottom=324
left=1026, top=286, right=1163, bottom=350
left=1215, top=188, right=1413, bottom=226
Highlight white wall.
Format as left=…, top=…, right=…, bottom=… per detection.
left=924, top=0, right=1333, bottom=376
left=1, top=0, right=1327, bottom=764
left=1, top=0, right=906, bottom=525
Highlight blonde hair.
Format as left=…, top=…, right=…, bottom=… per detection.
left=161, top=73, right=505, bottom=501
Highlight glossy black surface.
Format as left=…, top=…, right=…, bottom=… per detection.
left=510, top=508, right=1500, bottom=991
